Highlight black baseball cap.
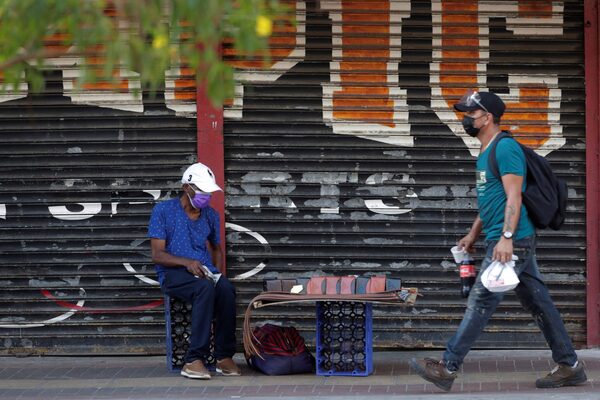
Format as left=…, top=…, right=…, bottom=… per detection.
left=454, top=90, right=506, bottom=118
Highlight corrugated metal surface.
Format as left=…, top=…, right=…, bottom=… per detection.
left=0, top=0, right=588, bottom=356
left=0, top=63, right=197, bottom=354
left=224, top=0, right=588, bottom=348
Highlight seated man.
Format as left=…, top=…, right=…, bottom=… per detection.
left=148, top=162, right=240, bottom=379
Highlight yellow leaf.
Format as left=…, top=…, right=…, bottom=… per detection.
left=152, top=34, right=168, bottom=49
left=255, top=15, right=273, bottom=37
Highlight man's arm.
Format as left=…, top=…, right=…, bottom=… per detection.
left=150, top=238, right=205, bottom=277
left=494, top=173, right=523, bottom=263
left=208, top=241, right=224, bottom=274
left=458, top=214, right=483, bottom=253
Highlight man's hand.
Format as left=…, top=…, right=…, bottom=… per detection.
left=458, top=233, right=477, bottom=254
left=458, top=215, right=482, bottom=254
left=493, top=238, right=513, bottom=263
left=185, top=260, right=206, bottom=278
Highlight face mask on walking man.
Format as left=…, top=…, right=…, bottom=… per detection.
left=409, top=90, right=587, bottom=392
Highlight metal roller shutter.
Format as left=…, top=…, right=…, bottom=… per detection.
left=0, top=56, right=197, bottom=354
left=224, top=0, right=587, bottom=348
left=0, top=0, right=587, bottom=355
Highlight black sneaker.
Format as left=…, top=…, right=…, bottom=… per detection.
left=410, top=357, right=457, bottom=392
left=536, top=362, right=587, bottom=388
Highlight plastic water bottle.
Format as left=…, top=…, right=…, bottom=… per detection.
left=460, top=256, right=476, bottom=298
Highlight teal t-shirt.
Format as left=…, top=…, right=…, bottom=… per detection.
left=476, top=138, right=535, bottom=241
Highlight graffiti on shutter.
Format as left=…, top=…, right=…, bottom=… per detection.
left=224, top=0, right=306, bottom=119
left=430, top=0, right=565, bottom=156
left=321, top=0, right=412, bottom=146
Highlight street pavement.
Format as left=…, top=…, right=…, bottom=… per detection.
left=0, top=349, right=598, bottom=400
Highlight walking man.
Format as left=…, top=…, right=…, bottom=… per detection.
left=410, top=91, right=587, bottom=391
left=148, top=162, right=240, bottom=379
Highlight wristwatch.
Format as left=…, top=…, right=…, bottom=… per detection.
left=502, top=231, right=513, bottom=240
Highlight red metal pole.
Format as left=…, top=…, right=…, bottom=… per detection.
left=197, top=84, right=226, bottom=272
left=584, top=0, right=600, bottom=348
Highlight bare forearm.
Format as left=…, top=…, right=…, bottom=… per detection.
left=500, top=173, right=524, bottom=234
left=152, top=249, right=194, bottom=268
left=469, top=215, right=483, bottom=238
left=212, top=246, right=224, bottom=274
left=503, top=197, right=521, bottom=233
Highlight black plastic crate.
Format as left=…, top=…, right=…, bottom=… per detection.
left=315, top=301, right=373, bottom=376
left=164, top=295, right=215, bottom=371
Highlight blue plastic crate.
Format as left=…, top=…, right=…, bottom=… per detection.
left=164, top=295, right=215, bottom=372
left=316, top=301, right=373, bottom=376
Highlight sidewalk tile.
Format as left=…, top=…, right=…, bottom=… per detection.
left=89, top=387, right=117, bottom=398
left=499, top=381, right=520, bottom=391
left=277, top=385, right=298, bottom=395
left=531, top=359, right=552, bottom=371
left=204, top=386, right=225, bottom=395
left=221, top=386, right=242, bottom=395
left=0, top=351, right=599, bottom=399
left=462, top=361, right=480, bottom=373
left=331, top=385, right=352, bottom=394
left=583, top=359, right=600, bottom=368
left=461, top=381, right=481, bottom=392
left=145, top=387, right=170, bottom=397
left=496, top=359, right=515, bottom=372
left=166, top=386, right=188, bottom=395
left=480, top=381, right=500, bottom=392
left=350, top=384, right=370, bottom=394
left=392, top=361, right=409, bottom=375
left=182, top=386, right=206, bottom=396
left=257, top=385, right=279, bottom=395
left=241, top=385, right=261, bottom=395
left=515, top=359, right=534, bottom=372
left=369, top=385, right=390, bottom=395
left=404, top=383, right=426, bottom=394
left=109, top=388, right=134, bottom=398
left=0, top=389, right=23, bottom=398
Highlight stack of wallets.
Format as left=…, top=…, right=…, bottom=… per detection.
left=262, top=274, right=402, bottom=295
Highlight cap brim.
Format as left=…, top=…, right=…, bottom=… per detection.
left=454, top=103, right=481, bottom=112
left=196, top=181, right=222, bottom=193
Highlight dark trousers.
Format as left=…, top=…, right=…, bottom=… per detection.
left=443, top=236, right=577, bottom=371
left=162, top=268, right=237, bottom=363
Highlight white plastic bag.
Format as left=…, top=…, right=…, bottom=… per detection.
left=481, top=256, right=519, bottom=292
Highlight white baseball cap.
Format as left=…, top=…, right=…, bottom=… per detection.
left=181, top=163, right=222, bottom=193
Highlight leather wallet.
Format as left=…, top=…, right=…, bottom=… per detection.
left=340, top=276, right=356, bottom=294
left=325, top=276, right=340, bottom=294
left=366, top=275, right=386, bottom=293
left=307, top=276, right=326, bottom=294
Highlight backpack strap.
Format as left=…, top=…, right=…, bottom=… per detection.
left=488, top=131, right=514, bottom=180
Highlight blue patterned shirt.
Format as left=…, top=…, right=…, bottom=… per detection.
left=147, top=198, right=220, bottom=283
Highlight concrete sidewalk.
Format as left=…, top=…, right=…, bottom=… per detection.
left=0, top=350, right=598, bottom=400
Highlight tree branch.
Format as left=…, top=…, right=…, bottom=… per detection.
left=0, top=47, right=95, bottom=72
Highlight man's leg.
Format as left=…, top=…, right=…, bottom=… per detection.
left=443, top=276, right=505, bottom=370
left=443, top=236, right=535, bottom=370
left=411, top=242, right=504, bottom=391
left=213, top=277, right=240, bottom=375
left=514, top=257, right=586, bottom=388
left=514, top=261, right=577, bottom=365
left=442, top=242, right=505, bottom=371
left=163, top=269, right=216, bottom=364
left=213, top=276, right=237, bottom=359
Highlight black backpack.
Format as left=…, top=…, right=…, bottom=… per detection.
left=488, top=131, right=567, bottom=230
